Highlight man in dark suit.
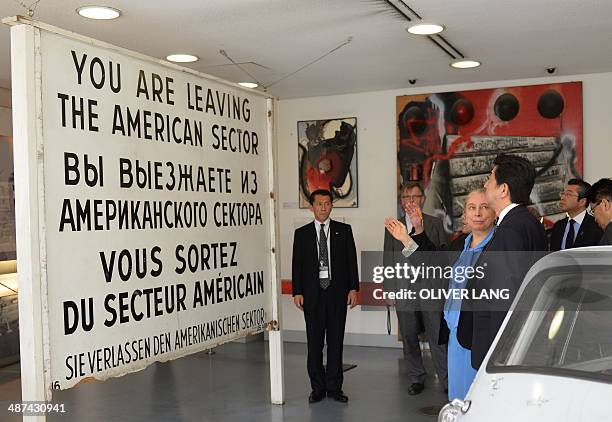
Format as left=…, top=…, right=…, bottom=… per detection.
left=383, top=182, right=448, bottom=395
left=587, top=178, right=612, bottom=245
left=292, top=189, right=359, bottom=403
left=550, top=179, right=603, bottom=251
left=457, top=154, right=547, bottom=370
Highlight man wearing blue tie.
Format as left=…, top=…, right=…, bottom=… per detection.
left=549, top=179, right=603, bottom=251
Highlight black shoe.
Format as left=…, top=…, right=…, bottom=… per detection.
left=308, top=391, right=325, bottom=403
left=327, top=391, right=349, bottom=403
left=407, top=382, right=424, bottom=395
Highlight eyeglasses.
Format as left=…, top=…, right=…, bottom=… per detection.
left=559, top=191, right=579, bottom=198
left=587, top=200, right=602, bottom=216
left=400, top=195, right=423, bottom=201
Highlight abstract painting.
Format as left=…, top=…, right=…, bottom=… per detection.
left=396, top=82, right=583, bottom=233
left=298, top=117, right=358, bottom=208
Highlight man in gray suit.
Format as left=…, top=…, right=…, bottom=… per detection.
left=383, top=182, right=448, bottom=395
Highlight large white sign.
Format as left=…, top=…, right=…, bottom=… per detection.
left=10, top=19, right=278, bottom=394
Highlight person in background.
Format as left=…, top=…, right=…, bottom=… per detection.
left=385, top=188, right=495, bottom=400
left=549, top=179, right=602, bottom=251
left=383, top=182, right=448, bottom=395
left=292, top=189, right=359, bottom=404
left=457, top=154, right=547, bottom=370
left=443, top=189, right=495, bottom=400
left=586, top=178, right=612, bottom=245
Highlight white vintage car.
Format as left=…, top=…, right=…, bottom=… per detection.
left=439, top=246, right=612, bottom=422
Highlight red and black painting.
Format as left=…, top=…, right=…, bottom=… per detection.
left=396, top=82, right=583, bottom=233
left=298, top=117, right=358, bottom=208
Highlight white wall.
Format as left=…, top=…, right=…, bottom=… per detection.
left=276, top=72, right=612, bottom=345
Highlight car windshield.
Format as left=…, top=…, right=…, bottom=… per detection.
left=489, top=266, right=612, bottom=383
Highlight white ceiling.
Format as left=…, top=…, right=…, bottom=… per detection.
left=2, top=0, right=612, bottom=99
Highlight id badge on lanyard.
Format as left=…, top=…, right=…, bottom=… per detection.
left=319, top=261, right=329, bottom=280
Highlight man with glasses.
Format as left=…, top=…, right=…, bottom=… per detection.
left=549, top=179, right=603, bottom=251
left=383, top=182, right=447, bottom=395
left=586, top=178, right=612, bottom=245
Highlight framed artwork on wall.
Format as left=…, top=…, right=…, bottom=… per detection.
left=396, top=82, right=583, bottom=233
left=297, top=117, right=358, bottom=208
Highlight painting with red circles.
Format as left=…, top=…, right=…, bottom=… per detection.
left=297, top=117, right=358, bottom=208
left=396, top=82, right=583, bottom=233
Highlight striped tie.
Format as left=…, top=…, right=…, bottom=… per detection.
left=319, top=224, right=330, bottom=290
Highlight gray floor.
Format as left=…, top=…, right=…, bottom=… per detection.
left=0, top=341, right=447, bottom=422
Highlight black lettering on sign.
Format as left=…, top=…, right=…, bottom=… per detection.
left=70, top=50, right=121, bottom=93
left=136, top=70, right=175, bottom=105
left=202, top=89, right=251, bottom=122
left=174, top=242, right=238, bottom=273
left=63, top=298, right=94, bottom=335
left=57, top=93, right=99, bottom=132
left=187, top=83, right=203, bottom=111
left=111, top=105, right=201, bottom=145
left=103, top=285, right=187, bottom=327
left=241, top=170, right=258, bottom=194
left=99, top=247, right=164, bottom=283
left=211, top=125, right=259, bottom=155
left=65, top=353, right=86, bottom=380
left=136, top=70, right=149, bottom=100
left=63, top=152, right=104, bottom=187
left=213, top=202, right=263, bottom=227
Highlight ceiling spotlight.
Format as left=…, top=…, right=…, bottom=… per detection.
left=77, top=6, right=121, bottom=20
left=238, top=82, right=259, bottom=89
left=450, top=59, right=481, bottom=69
left=406, top=23, right=444, bottom=35
left=166, top=54, right=199, bottom=63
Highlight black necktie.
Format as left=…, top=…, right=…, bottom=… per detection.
left=565, top=219, right=575, bottom=249
left=319, top=224, right=330, bottom=289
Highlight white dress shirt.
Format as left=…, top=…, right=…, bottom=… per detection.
left=315, top=218, right=331, bottom=276
left=403, top=214, right=414, bottom=234
left=497, top=203, right=519, bottom=225
left=562, top=209, right=586, bottom=249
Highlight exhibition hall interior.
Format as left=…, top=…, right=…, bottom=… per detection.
left=1, top=1, right=612, bottom=421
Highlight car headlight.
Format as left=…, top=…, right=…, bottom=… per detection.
left=438, top=399, right=471, bottom=422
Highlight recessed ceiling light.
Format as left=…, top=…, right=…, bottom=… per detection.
left=238, top=82, right=258, bottom=89
left=406, top=23, right=444, bottom=35
left=166, top=54, right=199, bottom=63
left=76, top=6, right=121, bottom=20
left=450, top=59, right=481, bottom=69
